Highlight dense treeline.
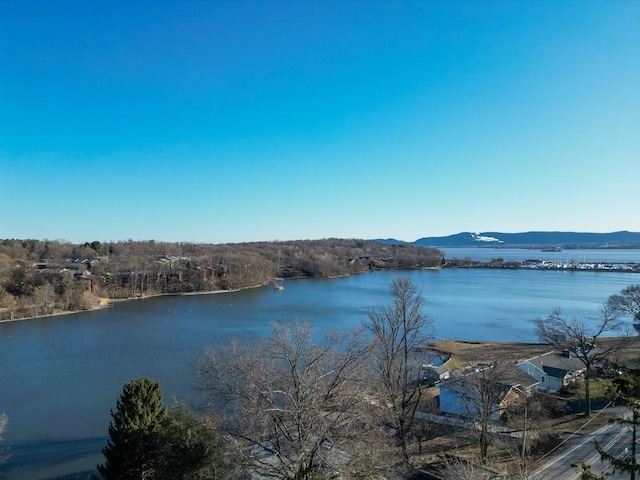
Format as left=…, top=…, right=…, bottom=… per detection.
left=0, top=238, right=442, bottom=321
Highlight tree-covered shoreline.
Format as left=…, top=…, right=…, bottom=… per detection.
left=0, top=238, right=443, bottom=322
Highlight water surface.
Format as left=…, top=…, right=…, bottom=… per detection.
left=0, top=266, right=638, bottom=478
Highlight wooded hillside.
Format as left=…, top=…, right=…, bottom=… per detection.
left=0, top=238, right=443, bottom=321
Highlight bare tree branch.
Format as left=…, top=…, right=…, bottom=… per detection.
left=607, top=284, right=640, bottom=329
left=535, top=305, right=631, bottom=415
left=364, top=277, right=432, bottom=468
left=196, top=321, right=395, bottom=479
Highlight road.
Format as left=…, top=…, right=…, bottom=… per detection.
left=531, top=410, right=635, bottom=480
left=417, top=406, right=636, bottom=479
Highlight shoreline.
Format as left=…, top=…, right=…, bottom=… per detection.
left=0, top=274, right=339, bottom=324
left=0, top=283, right=265, bottom=324
left=2, top=264, right=638, bottom=324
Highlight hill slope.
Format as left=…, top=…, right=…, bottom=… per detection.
left=412, top=231, right=640, bottom=248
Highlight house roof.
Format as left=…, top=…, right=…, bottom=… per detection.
left=414, top=348, right=451, bottom=368
left=518, top=351, right=586, bottom=378
left=439, top=365, right=539, bottom=418
left=509, top=367, right=540, bottom=390
left=542, top=365, right=572, bottom=379
left=443, top=364, right=538, bottom=395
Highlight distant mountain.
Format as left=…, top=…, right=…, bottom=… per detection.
left=412, top=231, right=640, bottom=248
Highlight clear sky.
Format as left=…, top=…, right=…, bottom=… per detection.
left=1, top=1, right=639, bottom=244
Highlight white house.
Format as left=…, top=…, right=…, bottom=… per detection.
left=517, top=351, right=586, bottom=393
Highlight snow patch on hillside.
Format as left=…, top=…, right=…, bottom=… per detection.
left=472, top=233, right=503, bottom=243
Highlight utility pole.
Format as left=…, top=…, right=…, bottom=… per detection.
left=631, top=405, right=637, bottom=480
left=522, top=396, right=527, bottom=463
left=511, top=385, right=528, bottom=468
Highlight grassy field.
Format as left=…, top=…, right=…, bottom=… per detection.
left=433, top=337, right=640, bottom=369
left=432, top=339, right=554, bottom=367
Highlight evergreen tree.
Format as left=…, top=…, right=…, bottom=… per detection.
left=156, top=402, right=234, bottom=480
left=572, top=461, right=606, bottom=480
left=98, top=378, right=168, bottom=480
left=594, top=369, right=640, bottom=480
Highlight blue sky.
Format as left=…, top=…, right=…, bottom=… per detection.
left=1, top=1, right=639, bottom=244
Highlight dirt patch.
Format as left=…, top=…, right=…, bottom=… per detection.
left=432, top=340, right=553, bottom=368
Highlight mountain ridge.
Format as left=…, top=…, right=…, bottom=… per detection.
left=376, top=231, right=640, bottom=248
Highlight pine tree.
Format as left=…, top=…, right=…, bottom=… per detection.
left=594, top=369, right=640, bottom=480
left=572, top=461, right=606, bottom=480
left=97, top=378, right=168, bottom=480
left=156, top=402, right=233, bottom=480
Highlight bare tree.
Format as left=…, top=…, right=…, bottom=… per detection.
left=196, top=322, right=392, bottom=480
left=438, top=454, right=497, bottom=480
left=32, top=283, right=56, bottom=316
left=363, top=277, right=431, bottom=466
left=535, top=306, right=629, bottom=416
left=608, top=285, right=640, bottom=332
left=444, top=362, right=519, bottom=464
left=503, top=391, right=566, bottom=475
left=0, top=289, right=18, bottom=322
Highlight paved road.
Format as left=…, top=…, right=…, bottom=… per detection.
left=417, top=405, right=636, bottom=479
left=530, top=412, right=635, bottom=480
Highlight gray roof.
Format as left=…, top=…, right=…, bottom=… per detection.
left=519, top=351, right=585, bottom=378
left=509, top=367, right=540, bottom=389
left=542, top=365, right=572, bottom=379
left=458, top=364, right=539, bottom=390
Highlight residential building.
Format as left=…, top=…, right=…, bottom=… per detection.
left=439, top=364, right=538, bottom=420
left=517, top=351, right=586, bottom=393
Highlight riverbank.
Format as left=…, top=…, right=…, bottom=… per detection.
left=3, top=264, right=638, bottom=325
left=0, top=284, right=260, bottom=324
left=0, top=299, right=110, bottom=324
left=433, top=336, right=640, bottom=369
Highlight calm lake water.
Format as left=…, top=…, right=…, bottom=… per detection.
left=1, top=258, right=639, bottom=478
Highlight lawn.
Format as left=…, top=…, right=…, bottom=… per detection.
left=558, top=378, right=614, bottom=402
